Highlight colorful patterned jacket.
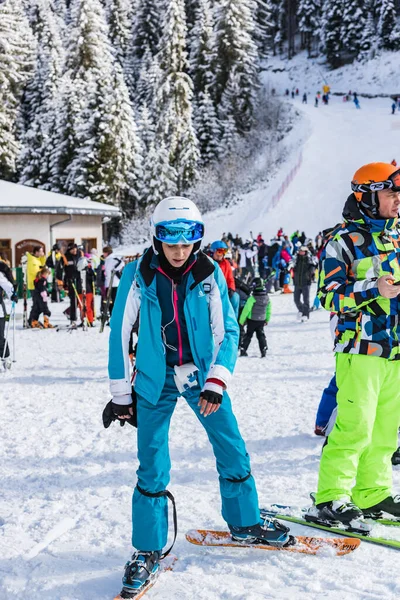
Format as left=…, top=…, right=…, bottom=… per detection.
left=318, top=195, right=400, bottom=360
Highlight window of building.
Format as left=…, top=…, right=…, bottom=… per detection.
left=81, top=238, right=97, bottom=255
left=0, top=239, right=12, bottom=267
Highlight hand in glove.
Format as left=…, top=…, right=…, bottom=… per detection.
left=11, top=292, right=18, bottom=303
left=198, top=378, right=224, bottom=417
left=102, top=396, right=136, bottom=428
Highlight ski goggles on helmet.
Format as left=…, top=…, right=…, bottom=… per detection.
left=155, top=219, right=204, bottom=244
left=351, top=169, right=400, bottom=194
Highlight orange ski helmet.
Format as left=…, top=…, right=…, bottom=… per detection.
left=351, top=162, right=400, bottom=215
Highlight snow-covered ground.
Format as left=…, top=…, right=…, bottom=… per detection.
left=1, top=291, right=400, bottom=600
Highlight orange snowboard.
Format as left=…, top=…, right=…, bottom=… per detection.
left=186, top=529, right=360, bottom=557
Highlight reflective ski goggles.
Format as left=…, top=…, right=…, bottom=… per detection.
left=155, top=220, right=204, bottom=244
left=351, top=169, right=400, bottom=194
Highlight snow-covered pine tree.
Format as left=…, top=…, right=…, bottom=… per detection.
left=0, top=0, right=35, bottom=180
left=214, top=0, right=260, bottom=131
left=273, top=0, right=287, bottom=55
left=51, top=0, right=143, bottom=212
left=320, top=0, right=343, bottom=67
left=254, top=0, right=273, bottom=60
left=126, top=0, right=165, bottom=84
left=67, top=65, right=144, bottom=214
left=358, top=5, right=378, bottom=61
left=157, top=0, right=200, bottom=193
left=141, top=139, right=177, bottom=207
left=136, top=51, right=163, bottom=111
left=378, top=0, right=400, bottom=50
left=194, top=90, right=221, bottom=165
left=105, top=0, right=133, bottom=66
left=137, top=103, right=156, bottom=153
left=341, top=0, right=366, bottom=55
left=297, top=0, right=321, bottom=57
left=19, top=0, right=65, bottom=188
left=185, top=0, right=200, bottom=31
left=219, top=115, right=240, bottom=159
left=189, top=0, right=216, bottom=96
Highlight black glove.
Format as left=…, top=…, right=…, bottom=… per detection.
left=201, top=389, right=223, bottom=405
left=11, top=292, right=18, bottom=303
left=102, top=400, right=136, bottom=428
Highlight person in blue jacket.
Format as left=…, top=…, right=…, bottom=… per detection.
left=103, top=197, right=290, bottom=597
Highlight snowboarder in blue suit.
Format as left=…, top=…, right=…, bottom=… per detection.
left=104, top=197, right=290, bottom=598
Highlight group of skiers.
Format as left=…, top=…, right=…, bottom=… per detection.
left=21, top=243, right=125, bottom=330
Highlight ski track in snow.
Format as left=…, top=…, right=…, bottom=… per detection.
left=1, top=292, right=400, bottom=600
left=2, top=96, right=400, bottom=598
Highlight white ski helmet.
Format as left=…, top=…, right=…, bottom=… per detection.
left=150, top=197, right=205, bottom=254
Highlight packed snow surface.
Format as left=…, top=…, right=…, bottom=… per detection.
left=1, top=294, right=400, bottom=600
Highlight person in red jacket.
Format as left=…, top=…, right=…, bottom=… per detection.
left=211, top=240, right=239, bottom=317
left=211, top=241, right=235, bottom=294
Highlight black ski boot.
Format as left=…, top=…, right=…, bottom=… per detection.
left=260, top=347, right=267, bottom=358
left=363, top=495, right=400, bottom=520
left=119, top=550, right=161, bottom=598
left=229, top=516, right=293, bottom=547
left=305, top=494, right=371, bottom=534
left=392, top=447, right=400, bottom=466
left=240, top=349, right=248, bottom=357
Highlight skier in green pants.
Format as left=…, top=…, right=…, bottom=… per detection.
left=307, top=162, right=400, bottom=531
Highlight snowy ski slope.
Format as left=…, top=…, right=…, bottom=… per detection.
left=1, top=96, right=400, bottom=599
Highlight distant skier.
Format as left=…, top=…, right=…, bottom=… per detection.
left=392, top=101, right=397, bottom=115
left=239, top=277, right=271, bottom=357
left=105, top=197, right=290, bottom=598
left=314, top=96, right=318, bottom=107
left=302, top=92, right=307, bottom=104
left=30, top=267, right=54, bottom=328
left=210, top=240, right=239, bottom=317
left=307, top=162, right=400, bottom=530
left=353, top=92, right=360, bottom=109
left=292, top=246, right=317, bottom=321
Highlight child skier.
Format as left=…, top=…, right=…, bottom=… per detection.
left=76, top=257, right=96, bottom=326
left=104, top=197, right=290, bottom=598
left=30, top=267, right=54, bottom=328
left=239, top=277, right=271, bottom=357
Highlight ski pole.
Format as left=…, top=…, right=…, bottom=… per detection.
left=12, top=303, right=16, bottom=362
left=2, top=301, right=16, bottom=362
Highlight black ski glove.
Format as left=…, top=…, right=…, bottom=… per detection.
left=102, top=400, right=136, bottom=428
left=201, top=389, right=223, bottom=405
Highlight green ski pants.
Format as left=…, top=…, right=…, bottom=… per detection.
left=316, top=353, right=400, bottom=509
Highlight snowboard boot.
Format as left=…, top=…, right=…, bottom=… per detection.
left=43, top=316, right=55, bottom=329
left=120, top=550, right=161, bottom=598
left=392, top=447, right=400, bottom=466
left=30, top=320, right=43, bottom=329
left=240, top=349, right=248, bottom=357
left=229, top=517, right=292, bottom=547
left=282, top=284, right=293, bottom=294
left=305, top=494, right=371, bottom=534
left=261, top=347, right=267, bottom=358
left=362, top=495, right=400, bottom=520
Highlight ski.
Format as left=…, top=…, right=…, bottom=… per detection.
left=185, top=529, right=360, bottom=556
left=260, top=507, right=400, bottom=550
left=113, top=555, right=177, bottom=600
left=265, top=504, right=400, bottom=528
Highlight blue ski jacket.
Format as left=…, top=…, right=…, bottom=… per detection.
left=108, top=248, right=239, bottom=405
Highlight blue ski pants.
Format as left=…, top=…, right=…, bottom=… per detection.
left=316, top=374, right=338, bottom=428
left=132, top=368, right=259, bottom=551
